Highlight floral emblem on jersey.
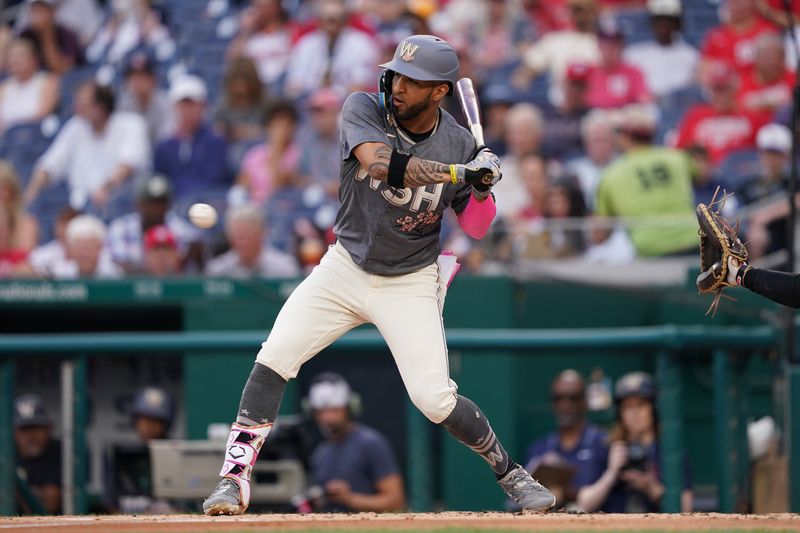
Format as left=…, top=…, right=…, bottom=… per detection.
left=395, top=211, right=440, bottom=233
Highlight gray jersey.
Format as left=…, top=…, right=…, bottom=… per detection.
left=335, top=92, right=476, bottom=275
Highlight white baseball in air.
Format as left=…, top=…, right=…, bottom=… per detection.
left=188, top=203, right=218, bottom=229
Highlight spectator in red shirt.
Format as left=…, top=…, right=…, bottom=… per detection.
left=142, top=225, right=181, bottom=277
left=585, top=26, right=650, bottom=109
left=676, top=63, right=761, bottom=164
left=758, top=0, right=800, bottom=27
left=521, top=0, right=571, bottom=34
left=0, top=204, right=28, bottom=278
left=701, top=0, right=776, bottom=80
left=737, top=32, right=795, bottom=123
left=598, top=0, right=646, bottom=12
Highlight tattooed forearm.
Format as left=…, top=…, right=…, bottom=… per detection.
left=405, top=157, right=450, bottom=187
left=366, top=145, right=392, bottom=182
left=365, top=146, right=450, bottom=187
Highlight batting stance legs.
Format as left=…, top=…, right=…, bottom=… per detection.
left=203, top=244, right=556, bottom=514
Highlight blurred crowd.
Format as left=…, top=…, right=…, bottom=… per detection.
left=0, top=0, right=798, bottom=279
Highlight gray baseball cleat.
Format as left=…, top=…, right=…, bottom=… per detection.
left=498, top=464, right=557, bottom=512
left=203, top=478, right=244, bottom=516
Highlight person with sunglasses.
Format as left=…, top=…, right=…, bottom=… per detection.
left=524, top=370, right=607, bottom=509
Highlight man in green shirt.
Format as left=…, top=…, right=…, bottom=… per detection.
left=594, top=105, right=698, bottom=257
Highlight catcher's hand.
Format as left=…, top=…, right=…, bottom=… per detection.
left=696, top=188, right=748, bottom=316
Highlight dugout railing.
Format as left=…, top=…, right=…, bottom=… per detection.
left=0, top=325, right=792, bottom=516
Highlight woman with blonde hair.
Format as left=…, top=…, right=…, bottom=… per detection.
left=0, top=161, right=39, bottom=252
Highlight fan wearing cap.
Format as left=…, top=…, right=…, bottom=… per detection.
left=736, top=32, right=795, bottom=123
left=594, top=104, right=699, bottom=257
left=153, top=75, right=230, bottom=204
left=284, top=0, right=379, bottom=98
left=576, top=372, right=693, bottom=513
left=623, top=0, right=700, bottom=100
left=540, top=62, right=592, bottom=161
left=14, top=394, right=62, bottom=514
left=142, top=225, right=180, bottom=276
left=107, top=174, right=201, bottom=274
left=735, top=123, right=792, bottom=261
left=585, top=25, right=651, bottom=109
left=117, top=52, right=175, bottom=145
left=105, top=386, right=177, bottom=514
left=675, top=62, right=763, bottom=164
left=700, top=0, right=776, bottom=81
left=305, top=373, right=405, bottom=513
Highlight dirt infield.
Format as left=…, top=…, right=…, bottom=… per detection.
left=1, top=512, right=799, bottom=533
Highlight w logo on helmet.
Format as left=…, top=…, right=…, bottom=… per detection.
left=399, top=42, right=419, bottom=62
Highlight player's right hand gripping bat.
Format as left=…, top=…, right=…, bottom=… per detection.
left=456, top=78, right=499, bottom=189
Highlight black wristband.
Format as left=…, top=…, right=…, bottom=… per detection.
left=388, top=149, right=412, bottom=188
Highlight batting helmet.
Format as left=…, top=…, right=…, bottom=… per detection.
left=613, top=371, right=656, bottom=402
left=379, top=35, right=460, bottom=100
left=131, top=386, right=174, bottom=425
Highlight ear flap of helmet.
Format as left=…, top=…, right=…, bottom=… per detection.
left=379, top=69, right=395, bottom=114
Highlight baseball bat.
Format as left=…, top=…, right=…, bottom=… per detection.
left=456, top=77, right=485, bottom=147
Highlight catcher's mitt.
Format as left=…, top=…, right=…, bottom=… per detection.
left=696, top=187, right=748, bottom=317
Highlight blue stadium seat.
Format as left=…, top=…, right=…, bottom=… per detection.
left=0, top=121, right=59, bottom=186
left=615, top=9, right=651, bottom=45
left=656, top=84, right=704, bottom=143
left=59, top=66, right=96, bottom=120
left=716, top=149, right=760, bottom=192
left=30, top=181, right=69, bottom=244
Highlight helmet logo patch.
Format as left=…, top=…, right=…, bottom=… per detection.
left=399, top=42, right=419, bottom=62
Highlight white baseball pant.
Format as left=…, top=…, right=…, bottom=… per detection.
left=255, top=241, right=458, bottom=423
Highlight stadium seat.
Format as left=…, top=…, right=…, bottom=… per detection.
left=615, top=9, right=651, bottom=45
left=30, top=181, right=69, bottom=244
left=59, top=66, right=97, bottom=120
left=0, top=121, right=59, bottom=186
left=656, top=84, right=704, bottom=143
left=716, top=149, right=760, bottom=192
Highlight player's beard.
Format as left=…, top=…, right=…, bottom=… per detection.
left=394, top=91, right=433, bottom=121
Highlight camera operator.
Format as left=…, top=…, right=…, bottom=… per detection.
left=576, top=372, right=693, bottom=513
left=304, top=373, right=406, bottom=513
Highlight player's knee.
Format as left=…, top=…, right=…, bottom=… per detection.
left=408, top=387, right=456, bottom=424
left=254, top=345, right=295, bottom=381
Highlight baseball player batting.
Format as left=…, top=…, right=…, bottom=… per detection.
left=203, top=35, right=556, bottom=515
